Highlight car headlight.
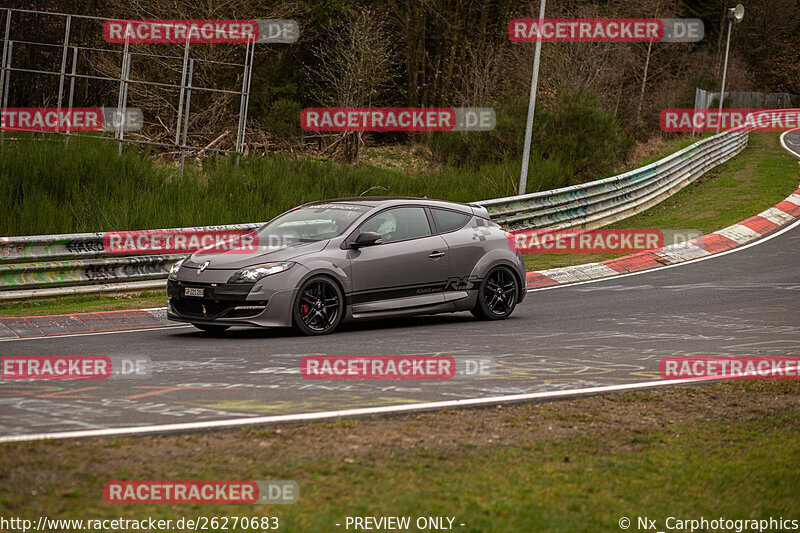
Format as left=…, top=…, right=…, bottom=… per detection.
left=168, top=258, right=185, bottom=281
left=229, top=261, right=294, bottom=283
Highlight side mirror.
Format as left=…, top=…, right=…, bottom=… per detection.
left=352, top=231, right=383, bottom=248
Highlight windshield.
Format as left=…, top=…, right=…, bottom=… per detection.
left=257, top=203, right=370, bottom=243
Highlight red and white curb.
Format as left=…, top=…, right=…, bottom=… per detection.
left=526, top=187, right=800, bottom=289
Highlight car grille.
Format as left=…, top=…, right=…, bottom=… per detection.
left=171, top=298, right=267, bottom=319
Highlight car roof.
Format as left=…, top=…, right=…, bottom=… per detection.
left=303, top=196, right=477, bottom=212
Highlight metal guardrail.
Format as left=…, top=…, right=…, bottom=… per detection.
left=475, top=130, right=748, bottom=230
left=0, top=223, right=263, bottom=295
left=0, top=129, right=749, bottom=298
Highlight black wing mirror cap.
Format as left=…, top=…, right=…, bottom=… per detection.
left=352, top=232, right=383, bottom=248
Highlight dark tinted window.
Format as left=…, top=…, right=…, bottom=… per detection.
left=359, top=207, right=432, bottom=243
left=432, top=208, right=471, bottom=233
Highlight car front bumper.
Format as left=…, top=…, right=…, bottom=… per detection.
left=166, top=279, right=297, bottom=328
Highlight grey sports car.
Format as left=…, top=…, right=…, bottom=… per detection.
left=167, top=197, right=526, bottom=335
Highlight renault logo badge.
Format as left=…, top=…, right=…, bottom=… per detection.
left=198, top=261, right=210, bottom=274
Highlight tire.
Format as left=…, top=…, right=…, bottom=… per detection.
left=292, top=275, right=344, bottom=336
left=471, top=265, right=519, bottom=320
left=191, top=323, right=231, bottom=334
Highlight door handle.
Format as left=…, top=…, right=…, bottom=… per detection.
left=428, top=251, right=446, bottom=259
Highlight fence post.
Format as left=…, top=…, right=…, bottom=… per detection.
left=179, top=58, right=194, bottom=178
left=65, top=46, right=78, bottom=148
left=0, top=10, right=11, bottom=148
left=175, top=36, right=191, bottom=148
left=115, top=26, right=131, bottom=154
left=117, top=48, right=132, bottom=155
left=0, top=41, right=12, bottom=148
left=239, top=39, right=255, bottom=163
left=235, top=39, right=252, bottom=163
left=55, top=15, right=71, bottom=133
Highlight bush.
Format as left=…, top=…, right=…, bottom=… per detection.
left=426, top=89, right=633, bottom=185
left=262, top=98, right=304, bottom=146
left=534, top=90, right=633, bottom=182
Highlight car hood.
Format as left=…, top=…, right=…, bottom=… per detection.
left=182, top=239, right=330, bottom=271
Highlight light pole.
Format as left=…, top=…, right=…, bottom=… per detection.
left=518, top=0, right=546, bottom=195
left=716, top=4, right=745, bottom=133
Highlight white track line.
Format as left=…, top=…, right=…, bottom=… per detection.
left=0, top=371, right=789, bottom=443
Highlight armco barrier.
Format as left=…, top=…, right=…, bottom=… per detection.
left=0, top=223, right=263, bottom=296
left=0, top=129, right=749, bottom=298
left=475, top=130, right=748, bottom=230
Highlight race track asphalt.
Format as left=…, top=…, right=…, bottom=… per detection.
left=2, top=215, right=798, bottom=440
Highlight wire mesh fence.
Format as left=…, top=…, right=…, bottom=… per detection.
left=0, top=8, right=260, bottom=175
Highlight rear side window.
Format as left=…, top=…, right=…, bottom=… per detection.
left=432, top=208, right=471, bottom=233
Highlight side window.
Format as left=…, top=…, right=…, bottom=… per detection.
left=358, top=207, right=432, bottom=244
left=432, top=208, right=471, bottom=233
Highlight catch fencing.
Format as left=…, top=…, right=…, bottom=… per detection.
left=0, top=8, right=262, bottom=175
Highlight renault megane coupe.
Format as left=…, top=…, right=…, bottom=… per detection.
left=167, top=197, right=526, bottom=335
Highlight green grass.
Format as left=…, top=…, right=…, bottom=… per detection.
left=1, top=381, right=797, bottom=531
left=0, top=135, right=523, bottom=236
left=0, top=133, right=696, bottom=238
left=523, top=132, right=800, bottom=272
left=0, top=291, right=165, bottom=316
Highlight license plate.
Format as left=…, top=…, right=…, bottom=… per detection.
left=184, top=287, right=205, bottom=297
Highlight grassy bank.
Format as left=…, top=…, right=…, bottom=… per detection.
left=1, top=381, right=798, bottom=531
left=0, top=132, right=689, bottom=237
left=1, top=135, right=519, bottom=236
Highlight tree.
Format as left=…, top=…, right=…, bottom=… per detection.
left=305, top=7, right=396, bottom=163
